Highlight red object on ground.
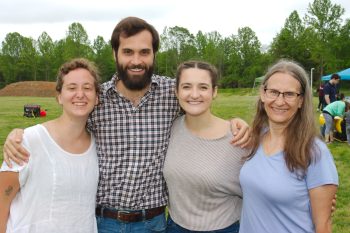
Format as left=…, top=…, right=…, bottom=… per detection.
left=40, top=110, right=47, bottom=117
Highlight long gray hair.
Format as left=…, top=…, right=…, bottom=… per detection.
left=248, top=59, right=319, bottom=174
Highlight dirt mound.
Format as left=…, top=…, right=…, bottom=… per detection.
left=0, top=81, right=56, bottom=97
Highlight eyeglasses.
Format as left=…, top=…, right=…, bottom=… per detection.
left=264, top=88, right=303, bottom=102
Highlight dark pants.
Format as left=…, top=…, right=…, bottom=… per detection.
left=318, top=96, right=325, bottom=110
left=166, top=215, right=239, bottom=233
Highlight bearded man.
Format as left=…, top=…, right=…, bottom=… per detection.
left=3, top=17, right=250, bottom=233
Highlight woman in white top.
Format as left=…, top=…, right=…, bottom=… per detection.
left=163, top=61, right=246, bottom=232
left=0, top=58, right=100, bottom=233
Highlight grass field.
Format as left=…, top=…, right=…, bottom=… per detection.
left=0, top=93, right=349, bottom=232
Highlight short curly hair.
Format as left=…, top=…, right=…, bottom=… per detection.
left=56, top=58, right=100, bottom=95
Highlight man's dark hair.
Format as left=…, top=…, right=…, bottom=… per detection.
left=331, top=73, right=340, bottom=80
left=111, top=17, right=160, bottom=54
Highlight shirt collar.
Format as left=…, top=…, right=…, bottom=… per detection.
left=105, top=73, right=160, bottom=96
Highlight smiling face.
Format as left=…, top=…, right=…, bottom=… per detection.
left=116, top=30, right=154, bottom=90
left=261, top=72, right=303, bottom=127
left=58, top=68, right=98, bottom=119
left=176, top=67, right=217, bottom=117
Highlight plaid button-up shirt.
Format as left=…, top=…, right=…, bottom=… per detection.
left=88, top=74, right=180, bottom=210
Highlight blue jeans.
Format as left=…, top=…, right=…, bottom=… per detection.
left=166, top=216, right=239, bottom=233
left=97, top=212, right=166, bottom=233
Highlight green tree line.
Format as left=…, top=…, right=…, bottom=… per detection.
left=0, top=0, right=349, bottom=88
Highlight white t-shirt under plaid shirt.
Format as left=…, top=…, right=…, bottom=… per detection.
left=88, top=74, right=180, bottom=210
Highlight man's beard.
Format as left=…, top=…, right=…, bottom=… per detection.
left=117, top=63, right=154, bottom=90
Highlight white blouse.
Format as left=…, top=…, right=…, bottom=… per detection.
left=0, top=124, right=99, bottom=233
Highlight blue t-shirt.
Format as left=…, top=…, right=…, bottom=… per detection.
left=239, top=138, right=338, bottom=233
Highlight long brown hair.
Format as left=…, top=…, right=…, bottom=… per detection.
left=248, top=59, right=319, bottom=175
left=175, top=60, right=219, bottom=91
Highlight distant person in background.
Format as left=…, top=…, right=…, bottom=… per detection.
left=323, top=94, right=348, bottom=144
left=323, top=73, right=340, bottom=106
left=316, top=82, right=325, bottom=111
left=0, top=58, right=100, bottom=233
left=345, top=103, right=350, bottom=145
left=239, top=59, right=338, bottom=233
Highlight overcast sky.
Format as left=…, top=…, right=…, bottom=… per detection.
left=1, top=0, right=349, bottom=46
